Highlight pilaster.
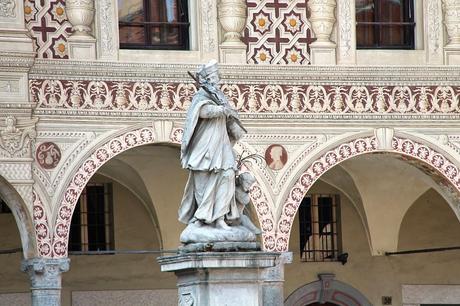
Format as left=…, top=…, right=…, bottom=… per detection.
left=21, top=258, right=70, bottom=306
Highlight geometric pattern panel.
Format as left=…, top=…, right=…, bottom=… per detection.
left=31, top=79, right=460, bottom=115
left=24, top=0, right=72, bottom=59
left=245, top=0, right=314, bottom=64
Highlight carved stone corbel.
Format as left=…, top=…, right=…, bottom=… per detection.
left=0, top=116, right=38, bottom=158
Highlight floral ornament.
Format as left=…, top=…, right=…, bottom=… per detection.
left=283, top=12, right=302, bottom=34
left=254, top=47, right=273, bottom=64
left=50, top=2, right=66, bottom=24
left=24, top=0, right=36, bottom=22
left=284, top=47, right=303, bottom=64
left=53, top=38, right=67, bottom=58
left=251, top=11, right=272, bottom=34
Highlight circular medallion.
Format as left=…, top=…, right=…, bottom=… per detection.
left=265, top=144, right=288, bottom=170
left=36, top=142, right=61, bottom=169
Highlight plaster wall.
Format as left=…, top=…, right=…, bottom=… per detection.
left=286, top=180, right=460, bottom=305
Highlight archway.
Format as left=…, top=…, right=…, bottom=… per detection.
left=273, top=130, right=460, bottom=251
left=50, top=124, right=271, bottom=257
left=0, top=175, right=36, bottom=258
left=284, top=274, right=371, bottom=306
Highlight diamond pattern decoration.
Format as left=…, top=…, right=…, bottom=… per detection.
left=245, top=0, right=314, bottom=64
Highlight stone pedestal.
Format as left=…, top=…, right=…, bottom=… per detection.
left=21, top=258, right=70, bottom=306
left=310, top=42, right=337, bottom=66
left=158, top=252, right=292, bottom=306
left=68, top=35, right=97, bottom=60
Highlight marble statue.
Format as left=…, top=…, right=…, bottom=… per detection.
left=178, top=60, right=259, bottom=249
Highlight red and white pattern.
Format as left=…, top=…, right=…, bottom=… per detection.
left=31, top=79, right=460, bottom=114
left=33, top=191, right=53, bottom=257
left=36, top=142, right=62, bottom=169
left=249, top=183, right=276, bottom=251
left=25, top=0, right=72, bottom=59
left=275, top=136, right=460, bottom=251
left=52, top=127, right=156, bottom=257
left=245, top=0, right=314, bottom=64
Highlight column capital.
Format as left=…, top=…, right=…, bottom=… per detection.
left=21, top=258, right=70, bottom=289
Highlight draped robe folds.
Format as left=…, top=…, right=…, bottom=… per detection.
left=179, top=89, right=242, bottom=225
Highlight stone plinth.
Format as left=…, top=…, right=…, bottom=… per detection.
left=158, top=251, right=291, bottom=306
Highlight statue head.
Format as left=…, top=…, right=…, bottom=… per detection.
left=237, top=172, right=256, bottom=192
left=197, top=59, right=220, bottom=86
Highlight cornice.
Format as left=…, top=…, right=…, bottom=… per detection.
left=29, top=59, right=460, bottom=85
left=0, top=51, right=36, bottom=72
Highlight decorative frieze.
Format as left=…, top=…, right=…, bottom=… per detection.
left=30, top=79, right=460, bottom=115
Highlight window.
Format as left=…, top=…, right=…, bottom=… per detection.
left=0, top=198, right=11, bottom=214
left=118, top=0, right=190, bottom=50
left=356, top=0, right=415, bottom=49
left=69, top=183, right=114, bottom=252
left=299, top=194, right=341, bottom=262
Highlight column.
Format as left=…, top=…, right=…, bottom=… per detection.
left=218, top=0, right=248, bottom=64
left=307, top=0, right=337, bottom=65
left=66, top=0, right=97, bottom=60
left=442, top=0, right=460, bottom=64
left=21, top=258, right=70, bottom=306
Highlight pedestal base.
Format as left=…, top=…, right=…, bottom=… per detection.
left=310, top=42, right=337, bottom=65
left=219, top=43, right=247, bottom=64
left=68, top=35, right=96, bottom=60
left=444, top=45, right=460, bottom=65
left=158, top=251, right=292, bottom=306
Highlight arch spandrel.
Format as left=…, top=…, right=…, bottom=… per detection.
left=273, top=130, right=460, bottom=252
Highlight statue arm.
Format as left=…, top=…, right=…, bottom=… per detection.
left=199, top=103, right=225, bottom=119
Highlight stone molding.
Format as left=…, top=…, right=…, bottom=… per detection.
left=29, top=60, right=460, bottom=83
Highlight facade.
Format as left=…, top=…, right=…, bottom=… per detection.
left=1, top=0, right=460, bottom=305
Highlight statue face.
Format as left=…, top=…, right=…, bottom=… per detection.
left=206, top=71, right=220, bottom=86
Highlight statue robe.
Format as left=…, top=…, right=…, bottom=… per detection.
left=179, top=89, right=240, bottom=224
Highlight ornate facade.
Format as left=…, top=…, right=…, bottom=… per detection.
left=1, top=0, right=460, bottom=305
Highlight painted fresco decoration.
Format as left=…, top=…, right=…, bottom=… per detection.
left=36, top=142, right=62, bottom=169
left=25, top=0, right=72, bottom=58
left=265, top=144, right=288, bottom=170
left=245, top=0, right=314, bottom=64
left=30, top=79, right=460, bottom=115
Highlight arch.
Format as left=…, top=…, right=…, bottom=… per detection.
left=50, top=124, right=272, bottom=257
left=284, top=274, right=371, bottom=306
left=0, top=175, right=37, bottom=258
left=273, top=131, right=460, bottom=252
